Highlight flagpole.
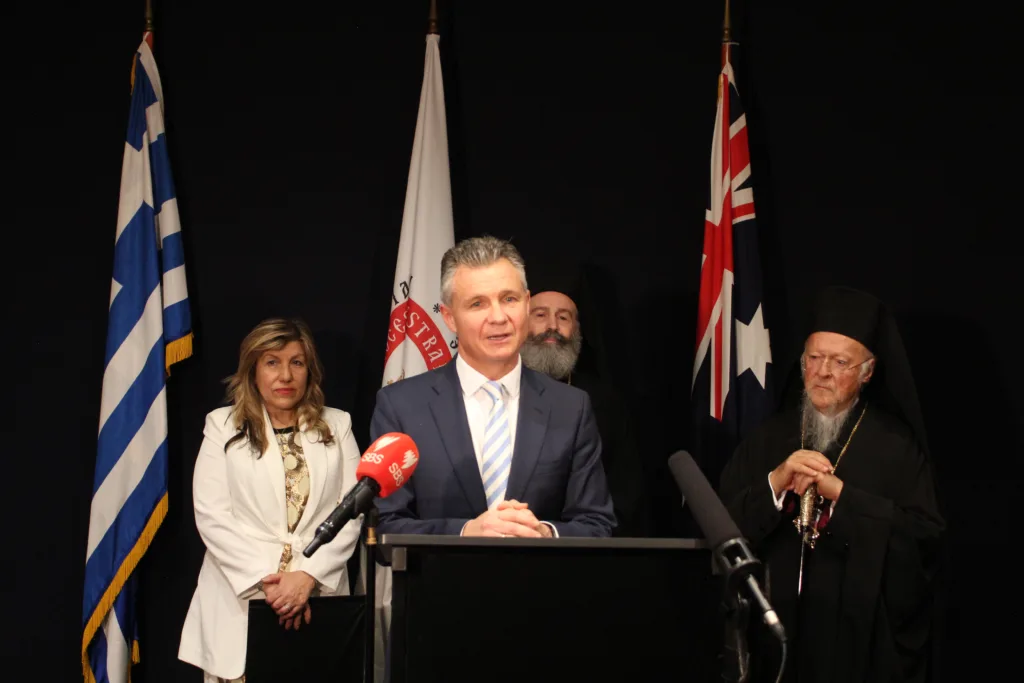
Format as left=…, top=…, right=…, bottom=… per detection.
left=722, top=0, right=732, bottom=66
left=371, top=8, right=453, bottom=681
left=84, top=0, right=192, bottom=675
left=428, top=0, right=438, bottom=35
left=131, top=0, right=156, bottom=90
left=366, top=11, right=444, bottom=683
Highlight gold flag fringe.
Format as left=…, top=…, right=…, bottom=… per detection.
left=81, top=493, right=168, bottom=681
left=165, top=332, right=194, bottom=376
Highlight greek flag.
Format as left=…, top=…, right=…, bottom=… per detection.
left=81, top=34, right=192, bottom=683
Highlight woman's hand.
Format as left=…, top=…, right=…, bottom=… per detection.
left=261, top=571, right=316, bottom=622
left=281, top=602, right=312, bottom=630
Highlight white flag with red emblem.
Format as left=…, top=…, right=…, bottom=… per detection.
left=371, top=31, right=455, bottom=683
left=382, top=33, right=456, bottom=387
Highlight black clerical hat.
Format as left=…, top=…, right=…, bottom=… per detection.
left=807, top=285, right=930, bottom=456
left=524, top=262, right=621, bottom=384
left=810, top=286, right=884, bottom=355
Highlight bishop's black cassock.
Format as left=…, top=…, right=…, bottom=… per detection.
left=719, top=286, right=946, bottom=683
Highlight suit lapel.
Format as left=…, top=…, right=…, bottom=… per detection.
left=505, top=368, right=549, bottom=502
left=429, top=361, right=488, bottom=512
left=252, top=405, right=287, bottom=535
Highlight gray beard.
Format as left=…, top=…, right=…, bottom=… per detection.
left=520, top=328, right=583, bottom=381
left=801, top=391, right=855, bottom=453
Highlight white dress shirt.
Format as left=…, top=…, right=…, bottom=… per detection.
left=455, top=354, right=557, bottom=536
left=769, top=476, right=786, bottom=510
left=456, top=353, right=521, bottom=486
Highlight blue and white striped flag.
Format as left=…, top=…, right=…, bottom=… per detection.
left=82, top=33, right=192, bottom=683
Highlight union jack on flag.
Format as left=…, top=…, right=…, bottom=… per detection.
left=81, top=31, right=192, bottom=683
left=691, top=45, right=775, bottom=485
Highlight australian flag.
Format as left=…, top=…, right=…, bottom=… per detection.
left=691, top=44, right=775, bottom=488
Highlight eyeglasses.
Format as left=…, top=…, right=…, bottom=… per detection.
left=802, top=353, right=873, bottom=376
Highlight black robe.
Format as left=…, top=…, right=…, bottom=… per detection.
left=567, top=367, right=651, bottom=537
left=718, top=404, right=945, bottom=683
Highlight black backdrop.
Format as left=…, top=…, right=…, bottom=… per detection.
left=14, top=0, right=1021, bottom=680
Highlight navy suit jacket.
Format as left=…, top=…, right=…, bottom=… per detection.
left=370, top=359, right=617, bottom=537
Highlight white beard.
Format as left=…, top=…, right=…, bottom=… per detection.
left=801, top=390, right=856, bottom=453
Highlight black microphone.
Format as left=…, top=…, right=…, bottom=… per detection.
left=667, top=450, right=787, bottom=644
left=303, top=478, right=381, bottom=558
left=303, top=432, right=420, bottom=558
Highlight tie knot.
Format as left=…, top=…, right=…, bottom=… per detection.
left=482, top=380, right=503, bottom=405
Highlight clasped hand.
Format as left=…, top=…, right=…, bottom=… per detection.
left=262, top=570, right=315, bottom=631
left=769, top=449, right=844, bottom=502
left=463, top=499, right=553, bottom=537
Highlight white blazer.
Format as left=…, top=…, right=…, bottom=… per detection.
left=178, top=405, right=362, bottom=679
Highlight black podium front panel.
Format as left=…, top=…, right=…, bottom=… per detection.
left=245, top=595, right=364, bottom=683
left=383, top=536, right=722, bottom=683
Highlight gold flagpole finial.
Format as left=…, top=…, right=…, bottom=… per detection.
left=428, top=0, right=439, bottom=35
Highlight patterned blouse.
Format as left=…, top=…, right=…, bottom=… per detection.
left=272, top=426, right=310, bottom=572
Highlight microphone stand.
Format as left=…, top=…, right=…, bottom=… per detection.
left=718, top=536, right=752, bottom=683
left=715, top=537, right=784, bottom=683
left=363, top=506, right=379, bottom=683
left=721, top=590, right=751, bottom=682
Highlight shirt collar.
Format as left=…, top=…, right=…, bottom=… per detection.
left=455, top=353, right=522, bottom=399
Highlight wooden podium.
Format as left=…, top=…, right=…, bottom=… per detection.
left=381, top=535, right=722, bottom=683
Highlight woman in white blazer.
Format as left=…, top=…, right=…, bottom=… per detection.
left=178, top=318, right=362, bottom=683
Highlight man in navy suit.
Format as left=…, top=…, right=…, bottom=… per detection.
left=370, top=236, right=616, bottom=538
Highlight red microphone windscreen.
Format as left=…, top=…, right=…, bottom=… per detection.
left=356, top=432, right=419, bottom=498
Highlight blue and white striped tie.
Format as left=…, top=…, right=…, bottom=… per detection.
left=480, top=380, right=512, bottom=508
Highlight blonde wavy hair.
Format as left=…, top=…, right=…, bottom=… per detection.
left=224, top=317, right=334, bottom=457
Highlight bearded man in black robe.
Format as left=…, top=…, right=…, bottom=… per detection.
left=719, top=286, right=945, bottom=683
left=520, top=270, right=651, bottom=537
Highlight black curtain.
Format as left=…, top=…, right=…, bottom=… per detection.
left=14, top=1, right=1018, bottom=681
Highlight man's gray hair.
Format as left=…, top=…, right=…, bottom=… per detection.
left=440, top=236, right=528, bottom=306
